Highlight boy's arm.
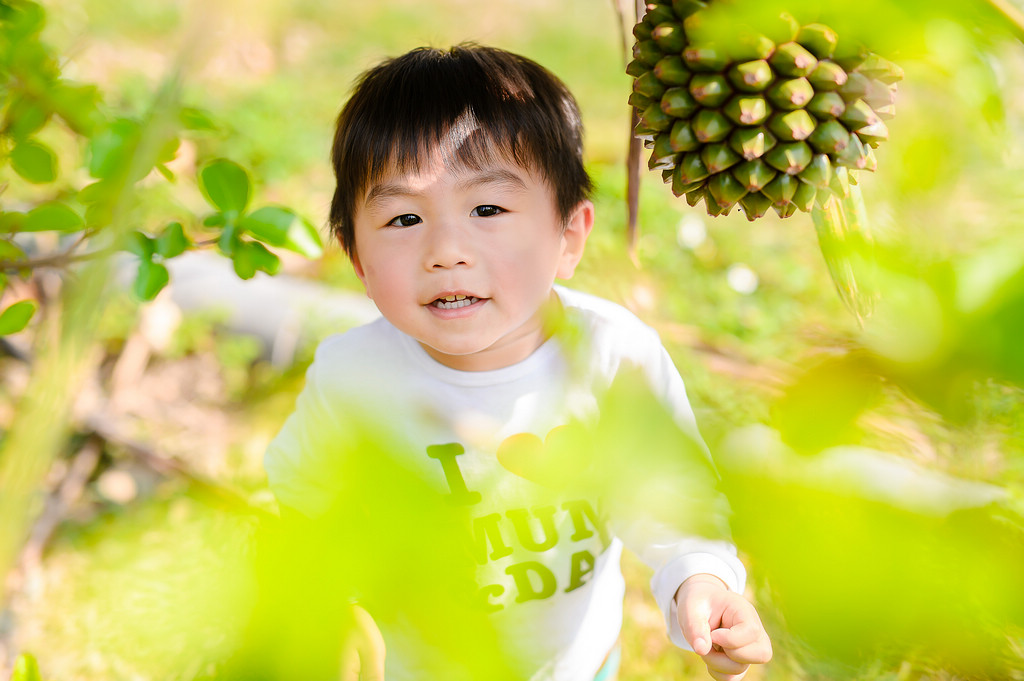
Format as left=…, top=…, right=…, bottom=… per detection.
left=623, top=333, right=772, bottom=675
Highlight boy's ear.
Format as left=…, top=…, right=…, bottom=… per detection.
left=556, top=200, right=594, bottom=280
left=350, top=250, right=371, bottom=297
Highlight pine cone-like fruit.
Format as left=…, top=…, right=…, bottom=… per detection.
left=628, top=0, right=902, bottom=220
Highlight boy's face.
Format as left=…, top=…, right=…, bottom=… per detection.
left=350, top=151, right=593, bottom=372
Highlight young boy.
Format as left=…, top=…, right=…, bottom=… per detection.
left=264, top=44, right=771, bottom=681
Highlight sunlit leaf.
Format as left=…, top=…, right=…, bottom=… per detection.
left=133, top=259, right=169, bottom=301
left=21, top=201, right=84, bottom=233
left=126, top=231, right=154, bottom=258
left=199, top=159, right=251, bottom=213
left=0, top=239, right=25, bottom=260
left=77, top=180, right=115, bottom=205
left=0, top=213, right=25, bottom=234
left=155, top=163, right=174, bottom=181
left=10, top=138, right=57, bottom=183
left=155, top=222, right=189, bottom=259
left=179, top=106, right=219, bottom=131
left=203, top=212, right=226, bottom=228
left=11, top=652, right=41, bottom=681
left=240, top=206, right=323, bottom=258
left=1, top=1, right=46, bottom=38
left=3, top=95, right=50, bottom=139
left=218, top=221, right=238, bottom=256
left=157, top=136, right=179, bottom=165
left=772, top=354, right=882, bottom=453
left=51, top=81, right=103, bottom=135
left=0, top=300, right=37, bottom=335
left=231, top=240, right=280, bottom=280
left=88, top=118, right=141, bottom=180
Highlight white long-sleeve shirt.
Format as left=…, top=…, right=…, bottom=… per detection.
left=265, top=285, right=746, bottom=680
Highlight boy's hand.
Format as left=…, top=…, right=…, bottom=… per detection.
left=340, top=604, right=386, bottom=681
left=675, top=574, right=772, bottom=681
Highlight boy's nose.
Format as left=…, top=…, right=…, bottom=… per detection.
left=424, top=222, right=471, bottom=270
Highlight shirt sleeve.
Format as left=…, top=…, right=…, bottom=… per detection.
left=264, top=342, right=347, bottom=519
left=624, top=330, right=748, bottom=650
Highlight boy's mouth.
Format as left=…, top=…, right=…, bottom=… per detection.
left=432, top=294, right=481, bottom=310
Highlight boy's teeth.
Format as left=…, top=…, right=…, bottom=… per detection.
left=434, top=296, right=479, bottom=309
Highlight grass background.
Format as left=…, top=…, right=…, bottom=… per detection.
left=8, top=0, right=1024, bottom=679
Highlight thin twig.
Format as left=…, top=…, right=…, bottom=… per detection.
left=0, top=245, right=115, bottom=274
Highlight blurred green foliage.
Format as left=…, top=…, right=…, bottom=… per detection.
left=3, top=0, right=1024, bottom=680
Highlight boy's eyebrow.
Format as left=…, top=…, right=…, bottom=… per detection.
left=363, top=168, right=531, bottom=210
left=454, top=168, right=530, bottom=193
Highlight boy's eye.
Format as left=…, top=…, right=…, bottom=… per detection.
left=387, top=213, right=421, bottom=228
left=470, top=205, right=505, bottom=218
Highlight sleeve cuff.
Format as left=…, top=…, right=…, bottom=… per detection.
left=650, top=550, right=747, bottom=650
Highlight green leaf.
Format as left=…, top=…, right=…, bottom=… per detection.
left=0, top=300, right=37, bottom=335
left=199, top=159, right=251, bottom=213
left=157, top=136, right=179, bottom=165
left=0, top=213, right=25, bottom=234
left=0, top=238, right=25, bottom=260
left=3, top=95, right=50, bottom=140
left=87, top=118, right=140, bottom=180
left=179, top=106, right=218, bottom=131
left=240, top=206, right=323, bottom=258
left=51, top=81, right=103, bottom=135
left=10, top=138, right=57, bottom=183
left=232, top=240, right=280, bottom=280
left=77, top=180, right=114, bottom=205
left=218, top=221, right=239, bottom=256
left=2, top=2, right=46, bottom=39
left=11, top=653, right=42, bottom=681
left=126, top=231, right=154, bottom=258
left=155, top=163, right=174, bottom=181
left=133, top=259, right=169, bottom=301
left=203, top=213, right=226, bottom=228
left=21, top=201, right=84, bottom=232
left=155, top=222, right=189, bottom=259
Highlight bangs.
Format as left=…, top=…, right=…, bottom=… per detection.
left=364, top=109, right=528, bottom=193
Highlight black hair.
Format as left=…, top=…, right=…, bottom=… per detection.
left=328, top=44, right=593, bottom=257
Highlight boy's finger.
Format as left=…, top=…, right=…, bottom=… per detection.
left=680, top=610, right=714, bottom=655
left=711, top=626, right=773, bottom=665
left=704, top=650, right=750, bottom=679
left=711, top=622, right=758, bottom=648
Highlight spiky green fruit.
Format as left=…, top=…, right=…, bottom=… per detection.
left=700, top=142, right=741, bottom=174
left=669, top=120, right=701, bottom=152
left=769, top=42, right=818, bottom=77
left=792, top=178, right=817, bottom=211
left=654, top=56, right=692, bottom=85
left=796, top=23, right=838, bottom=59
left=691, top=108, right=732, bottom=143
left=707, top=171, right=748, bottom=206
left=724, top=95, right=770, bottom=126
left=729, top=126, right=776, bottom=161
left=727, top=60, right=774, bottom=92
left=652, top=22, right=688, bottom=53
left=767, top=77, right=814, bottom=110
left=731, top=158, right=777, bottom=191
left=689, top=73, right=732, bottom=107
left=739, top=191, right=773, bottom=220
left=764, top=141, right=813, bottom=175
left=761, top=172, right=799, bottom=204
left=768, top=109, right=816, bottom=141
left=628, top=2, right=902, bottom=219
left=661, top=87, right=700, bottom=117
